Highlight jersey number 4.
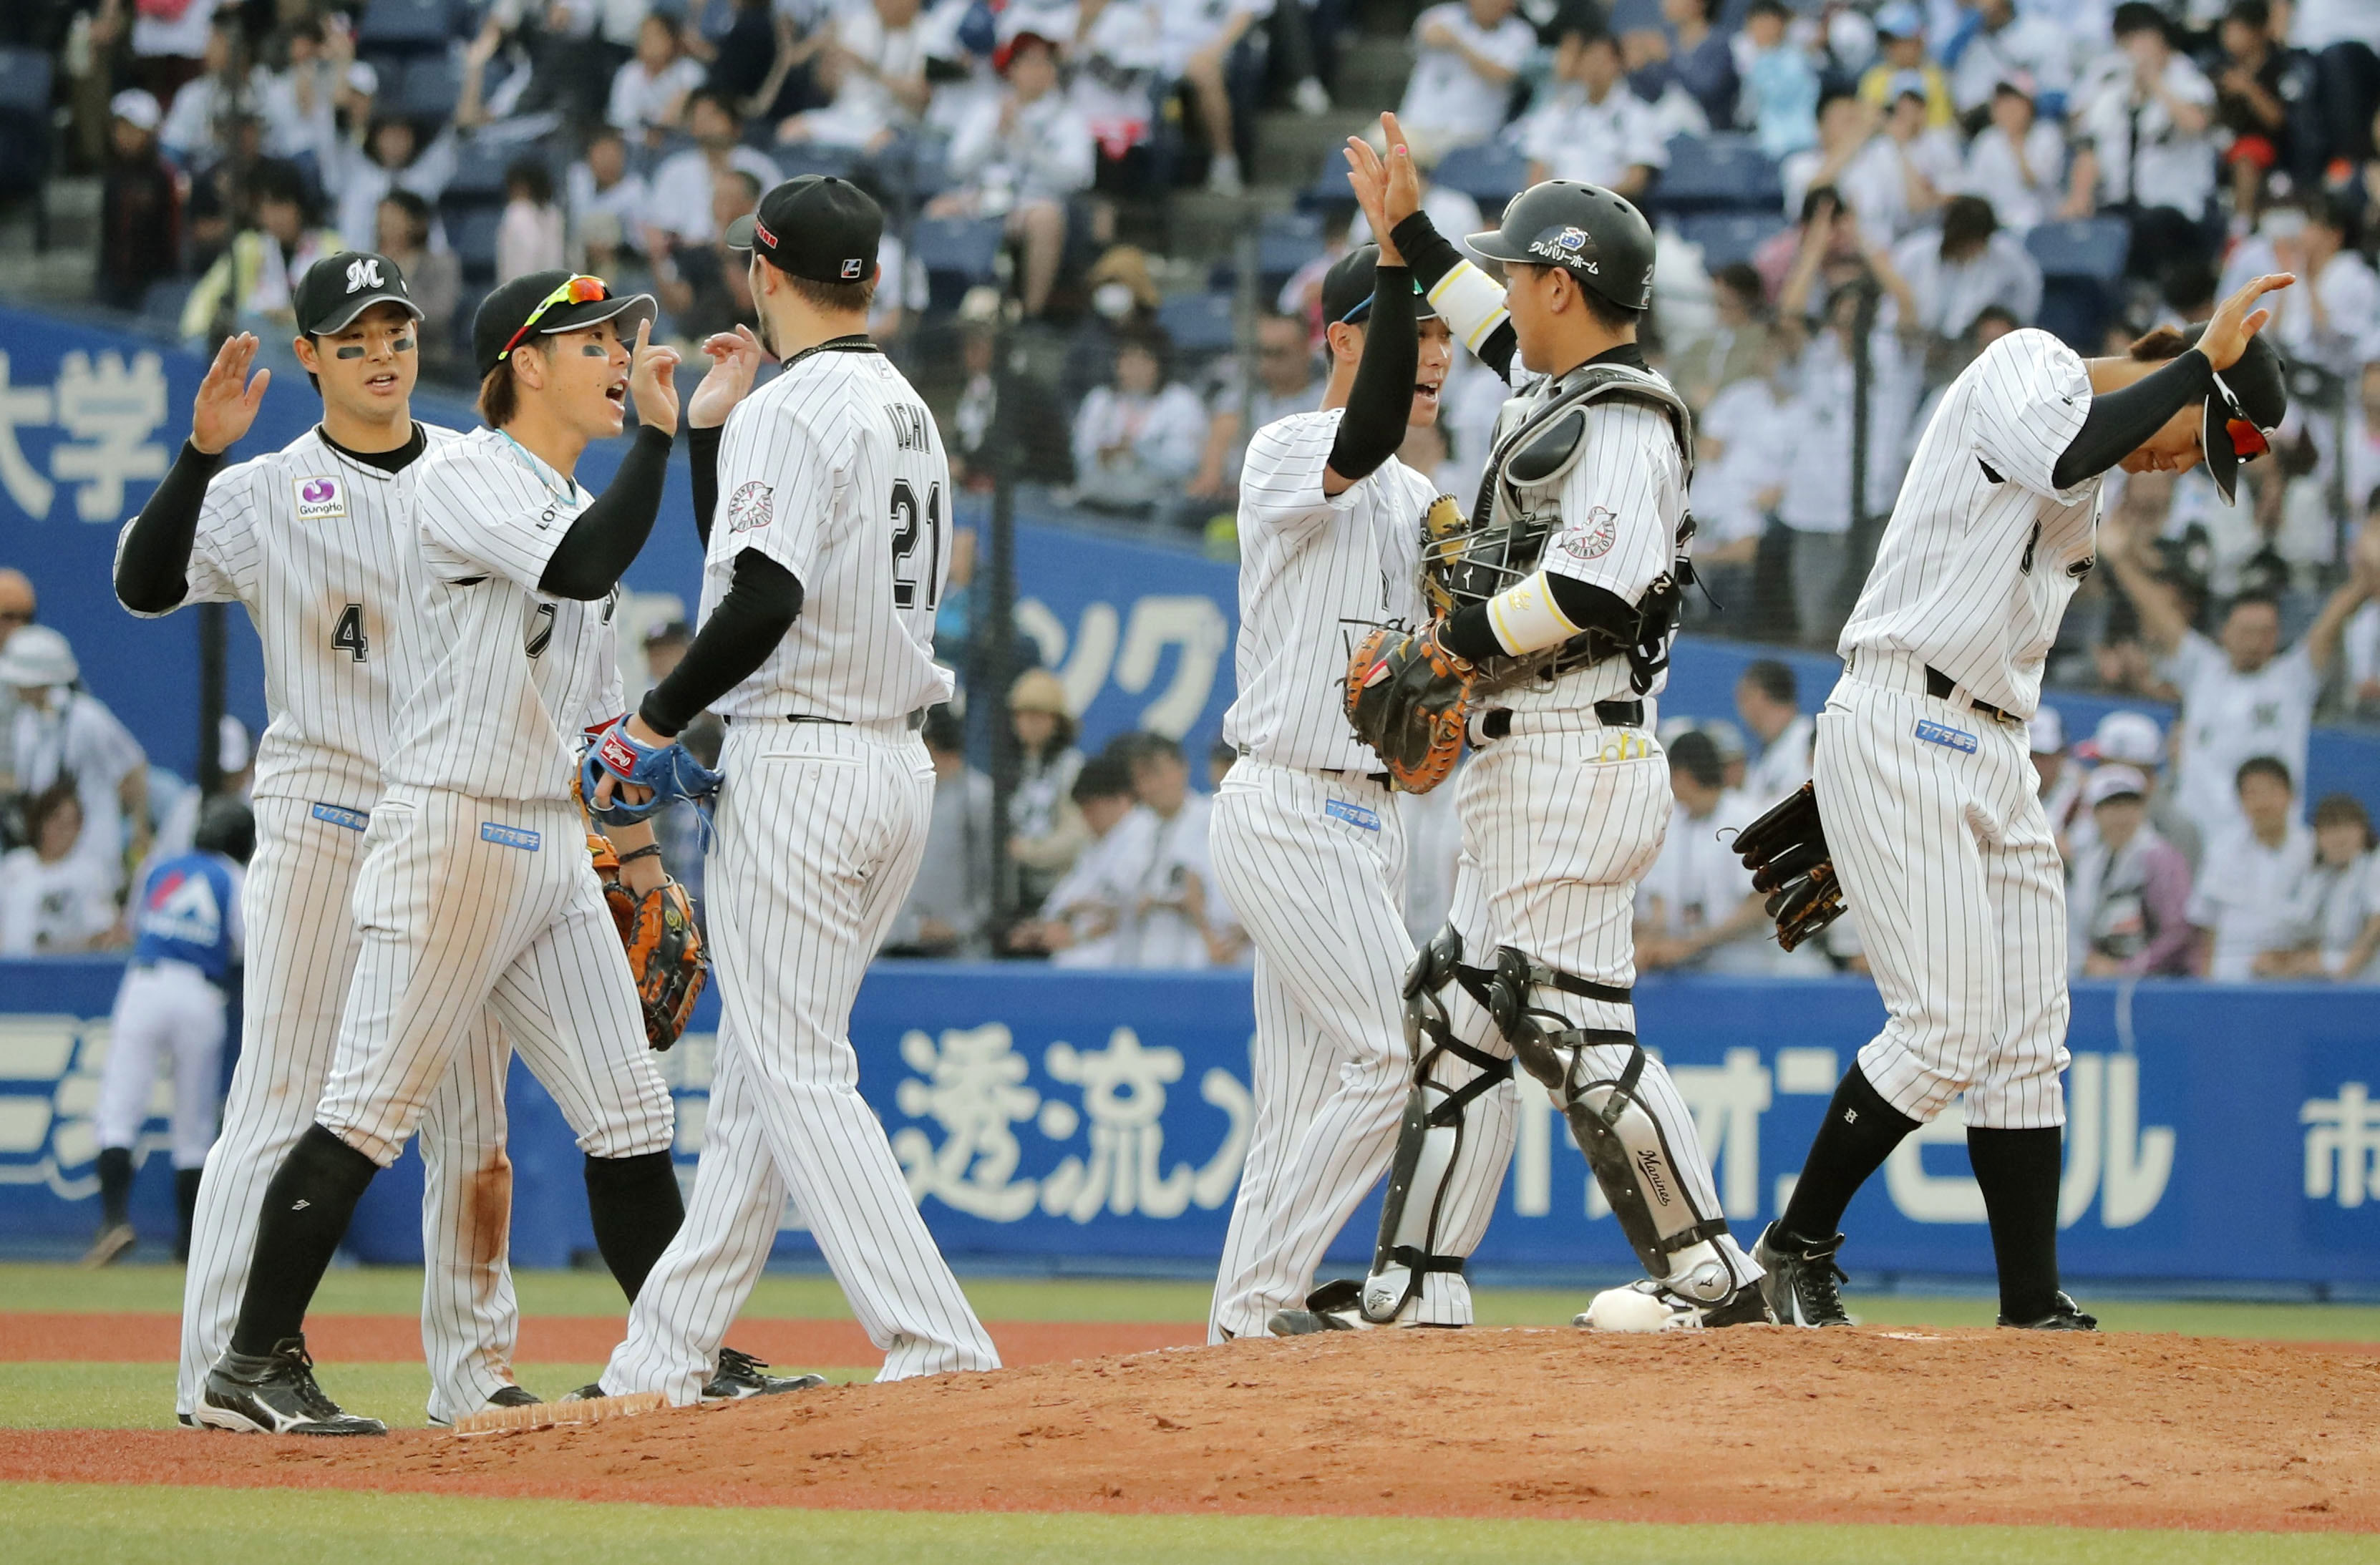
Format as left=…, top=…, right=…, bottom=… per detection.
left=890, top=479, right=943, bottom=610
left=331, top=603, right=368, bottom=662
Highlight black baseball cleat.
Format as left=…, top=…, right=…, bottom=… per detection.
left=429, top=1385, right=543, bottom=1428
left=193, top=1337, right=386, bottom=1435
left=1268, top=1277, right=1368, bottom=1336
left=703, top=1346, right=826, bottom=1400
left=1998, top=1292, right=2098, bottom=1330
left=1753, top=1222, right=1854, bottom=1327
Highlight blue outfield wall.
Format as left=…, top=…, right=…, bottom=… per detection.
left=4, top=957, right=2375, bottom=1288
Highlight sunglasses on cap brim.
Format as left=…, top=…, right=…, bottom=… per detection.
left=2210, top=371, right=2273, bottom=460
left=500, top=275, right=609, bottom=360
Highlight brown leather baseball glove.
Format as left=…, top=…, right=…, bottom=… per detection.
left=1344, top=623, right=1474, bottom=794
left=1731, top=781, right=1847, bottom=952
left=587, top=834, right=706, bottom=1050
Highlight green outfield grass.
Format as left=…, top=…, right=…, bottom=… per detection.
left=1, top=1484, right=2369, bottom=1565
left=6, top=1262, right=2379, bottom=1340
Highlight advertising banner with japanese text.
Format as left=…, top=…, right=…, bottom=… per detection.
left=4, top=958, right=2373, bottom=1289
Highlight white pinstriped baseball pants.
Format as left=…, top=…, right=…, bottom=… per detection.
left=1399, top=719, right=1755, bottom=1324
left=314, top=786, right=675, bottom=1166
left=1206, top=761, right=1414, bottom=1342
left=178, top=794, right=524, bottom=1426
left=605, top=720, right=997, bottom=1401
left=1815, top=666, right=2071, bottom=1129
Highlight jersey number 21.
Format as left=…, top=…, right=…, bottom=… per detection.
left=890, top=479, right=943, bottom=610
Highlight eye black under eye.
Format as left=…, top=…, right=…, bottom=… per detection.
left=582, top=343, right=608, bottom=356
left=336, top=345, right=365, bottom=359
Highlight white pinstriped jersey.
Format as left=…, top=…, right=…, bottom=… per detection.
left=114, top=424, right=465, bottom=812
left=704, top=340, right=955, bottom=722
left=384, top=429, right=625, bottom=800
left=1839, top=328, right=2098, bottom=721
left=1499, top=393, right=1686, bottom=713
left=1223, top=409, right=1432, bottom=773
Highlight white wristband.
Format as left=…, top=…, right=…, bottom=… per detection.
left=1485, top=568, right=1585, bottom=657
left=1427, top=260, right=1512, bottom=357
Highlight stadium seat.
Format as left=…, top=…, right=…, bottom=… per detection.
left=442, top=151, right=509, bottom=203
left=908, top=214, right=1004, bottom=307
left=1432, top=141, right=1527, bottom=210
left=1680, top=211, right=1785, bottom=271
left=1654, top=132, right=1782, bottom=214
left=447, top=204, right=502, bottom=283
left=1208, top=210, right=1323, bottom=292
left=1156, top=290, right=1238, bottom=355
left=772, top=144, right=857, bottom=182
left=2025, top=218, right=2129, bottom=283
left=0, top=48, right=52, bottom=205
left=1299, top=147, right=1359, bottom=211
left=356, top=0, right=455, bottom=53
left=397, top=57, right=462, bottom=123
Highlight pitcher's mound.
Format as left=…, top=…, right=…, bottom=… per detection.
left=11, top=1329, right=2377, bottom=1530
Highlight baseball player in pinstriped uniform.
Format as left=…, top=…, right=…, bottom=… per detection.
left=1205, top=148, right=1457, bottom=1342
left=113, top=256, right=531, bottom=1428
left=188, top=270, right=756, bottom=1435
left=1279, top=117, right=1769, bottom=1334
left=586, top=177, right=997, bottom=1403
left=1751, top=273, right=2296, bottom=1332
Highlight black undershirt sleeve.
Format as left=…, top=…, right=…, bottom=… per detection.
left=2049, top=348, right=2214, bottom=491
left=1324, top=264, right=1419, bottom=485
left=689, top=423, right=722, bottom=548
left=538, top=424, right=674, bottom=600
left=114, top=441, right=225, bottom=613
left=1389, top=210, right=1520, bottom=384
left=636, top=549, right=801, bottom=737
left=1439, top=573, right=1641, bottom=665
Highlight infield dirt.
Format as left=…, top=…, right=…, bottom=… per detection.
left=5, top=1328, right=2374, bottom=1531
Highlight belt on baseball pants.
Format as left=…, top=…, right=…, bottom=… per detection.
left=1846, top=650, right=2021, bottom=726
left=723, top=709, right=929, bottom=733
left=1235, top=744, right=1391, bottom=789
left=1474, top=699, right=1643, bottom=742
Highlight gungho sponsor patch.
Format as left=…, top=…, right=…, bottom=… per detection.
left=293, top=476, right=346, bottom=522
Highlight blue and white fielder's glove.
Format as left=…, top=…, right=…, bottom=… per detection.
left=581, top=716, right=724, bottom=827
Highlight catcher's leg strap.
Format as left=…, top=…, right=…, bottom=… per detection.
left=1361, top=927, right=1515, bottom=1325
left=1485, top=946, right=1736, bottom=1296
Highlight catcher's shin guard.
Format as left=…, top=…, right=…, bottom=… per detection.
left=1485, top=946, right=1741, bottom=1302
left=1358, top=926, right=1515, bottom=1325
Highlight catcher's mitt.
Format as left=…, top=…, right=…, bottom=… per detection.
left=1731, top=781, right=1845, bottom=952
left=586, top=834, right=706, bottom=1050
left=1344, top=623, right=1473, bottom=794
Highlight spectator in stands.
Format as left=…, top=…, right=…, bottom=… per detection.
left=1070, top=330, right=1210, bottom=518
left=2192, top=756, right=2316, bottom=980
left=2213, top=1, right=2315, bottom=225
left=156, top=12, right=245, bottom=172
left=1007, top=668, right=1087, bottom=915
left=610, top=11, right=706, bottom=147
left=2260, top=794, right=2380, bottom=981
left=1960, top=75, right=2065, bottom=235
left=0, top=571, right=31, bottom=794
left=324, top=112, right=457, bottom=253
left=1850, top=81, right=1961, bottom=241
left=703, top=0, right=822, bottom=127
left=648, top=89, right=779, bottom=246
left=1160, top=0, right=1268, bottom=196
left=1046, top=0, right=1166, bottom=189
left=933, top=31, right=1094, bottom=319
left=1189, top=311, right=1324, bottom=513
left=1670, top=261, right=1771, bottom=411
left=1398, top=0, right=1535, bottom=164
left=885, top=706, right=994, bottom=957
left=654, top=167, right=762, bottom=342
left=2104, top=502, right=2376, bottom=844
left=1737, top=0, right=1819, bottom=161
left=251, top=16, right=366, bottom=172
left=1012, top=752, right=1138, bottom=966
left=1520, top=26, right=1668, bottom=197
left=2265, top=192, right=2378, bottom=379
left=0, top=782, right=125, bottom=956
left=496, top=156, right=567, bottom=285
left=1737, top=658, right=1815, bottom=810
left=1636, top=730, right=1769, bottom=973
left=2066, top=4, right=2218, bottom=276
left=777, top=0, right=931, bottom=152
left=1857, top=4, right=1956, bottom=130
left=2074, top=708, right=2200, bottom=870
left=2029, top=705, right=2084, bottom=855
left=1114, top=733, right=1234, bottom=967
left=1780, top=86, right=1875, bottom=223
left=3, top=626, right=147, bottom=894
left=119, top=0, right=216, bottom=109
left=177, top=157, right=341, bottom=342
left=97, top=89, right=180, bottom=314
left=1890, top=194, right=2044, bottom=337
left=2070, top=764, right=2199, bottom=978
left=1946, top=0, right=2074, bottom=120
left=568, top=125, right=651, bottom=271
left=2293, top=0, right=2380, bottom=174
left=1627, top=0, right=1739, bottom=133
left=374, top=190, right=457, bottom=381
left=1687, top=336, right=1791, bottom=625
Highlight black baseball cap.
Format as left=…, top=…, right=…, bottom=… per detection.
left=294, top=251, right=422, bottom=336
left=471, top=269, right=659, bottom=377
left=1320, top=243, right=1439, bottom=328
left=725, top=175, right=881, bottom=285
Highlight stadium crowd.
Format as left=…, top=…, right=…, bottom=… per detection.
left=4, top=0, right=2380, bottom=978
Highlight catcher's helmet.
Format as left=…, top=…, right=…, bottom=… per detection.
left=1465, top=181, right=1656, bottom=312
left=193, top=794, right=256, bottom=865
